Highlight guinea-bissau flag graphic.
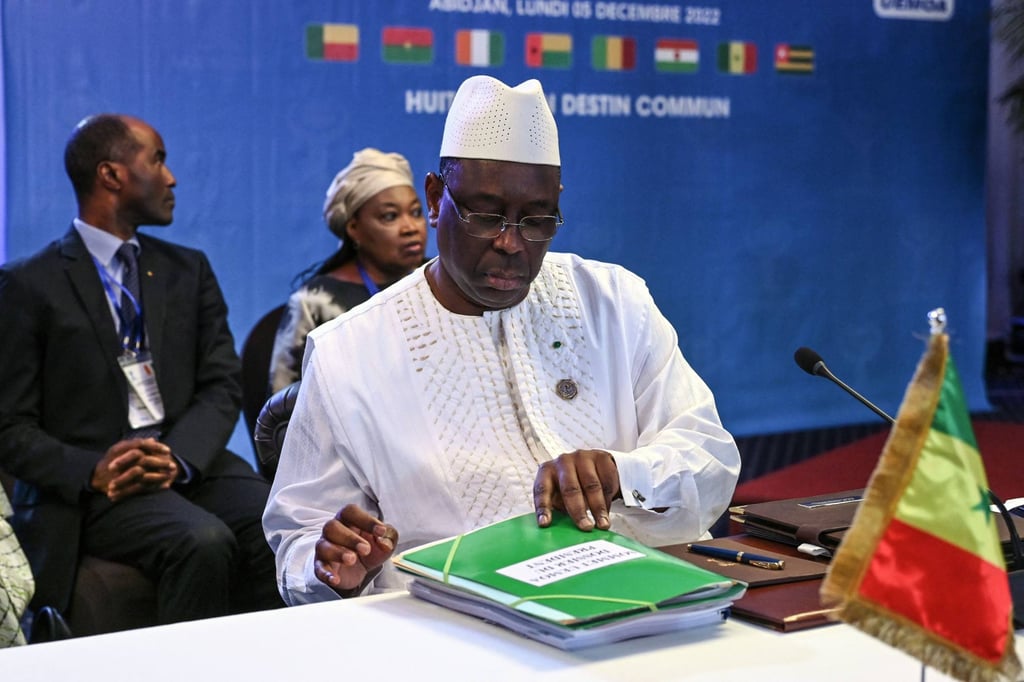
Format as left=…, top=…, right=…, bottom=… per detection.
left=821, top=312, right=1022, bottom=682
left=382, top=26, right=433, bottom=64
left=591, top=35, right=636, bottom=71
left=526, top=33, right=572, bottom=69
left=306, top=23, right=359, bottom=62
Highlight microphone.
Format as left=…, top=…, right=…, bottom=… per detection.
left=793, top=347, right=895, bottom=425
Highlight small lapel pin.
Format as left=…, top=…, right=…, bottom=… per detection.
left=555, top=379, right=578, bottom=401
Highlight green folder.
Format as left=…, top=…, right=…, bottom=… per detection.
left=395, top=512, right=746, bottom=649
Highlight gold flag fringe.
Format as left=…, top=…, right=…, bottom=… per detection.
left=820, top=334, right=1023, bottom=682
left=837, top=601, right=1020, bottom=682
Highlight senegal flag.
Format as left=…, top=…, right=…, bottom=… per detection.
left=716, top=41, right=756, bottom=74
left=821, top=312, right=1021, bottom=682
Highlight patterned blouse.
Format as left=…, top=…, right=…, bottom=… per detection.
left=267, top=275, right=374, bottom=394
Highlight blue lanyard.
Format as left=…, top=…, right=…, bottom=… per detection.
left=356, top=259, right=380, bottom=296
left=93, top=256, right=144, bottom=352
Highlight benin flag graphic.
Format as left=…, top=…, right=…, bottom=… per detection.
left=654, top=38, right=698, bottom=74
left=715, top=41, right=756, bottom=74
left=821, top=313, right=1022, bottom=682
left=306, top=23, right=358, bottom=62
left=775, top=44, right=814, bottom=74
left=525, top=33, right=572, bottom=69
left=591, top=35, right=636, bottom=71
left=455, top=29, right=504, bottom=67
left=382, top=26, right=433, bottom=64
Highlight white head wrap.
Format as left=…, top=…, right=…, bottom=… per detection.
left=440, top=76, right=559, bottom=166
left=322, top=148, right=415, bottom=238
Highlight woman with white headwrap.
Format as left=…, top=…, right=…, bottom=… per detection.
left=268, top=149, right=427, bottom=393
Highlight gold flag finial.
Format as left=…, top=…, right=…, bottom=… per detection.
left=927, top=308, right=946, bottom=336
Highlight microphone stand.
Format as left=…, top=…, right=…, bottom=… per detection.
left=800, top=352, right=1024, bottom=627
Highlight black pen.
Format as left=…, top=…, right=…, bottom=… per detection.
left=687, top=543, right=786, bottom=570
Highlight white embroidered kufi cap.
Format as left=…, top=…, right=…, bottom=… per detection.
left=440, top=76, right=560, bottom=166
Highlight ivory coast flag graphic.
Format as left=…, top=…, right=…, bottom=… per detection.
left=716, top=41, right=756, bottom=74
left=591, top=35, right=636, bottom=71
left=455, top=29, right=504, bottom=67
left=525, top=33, right=572, bottom=69
left=306, top=23, right=359, bottom=62
left=382, top=26, right=433, bottom=64
left=821, top=312, right=1022, bottom=682
left=655, top=38, right=698, bottom=74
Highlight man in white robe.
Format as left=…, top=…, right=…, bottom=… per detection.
left=263, top=75, right=741, bottom=605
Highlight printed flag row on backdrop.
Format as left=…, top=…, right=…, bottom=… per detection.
left=305, top=24, right=814, bottom=75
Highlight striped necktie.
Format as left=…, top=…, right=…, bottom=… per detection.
left=116, top=242, right=141, bottom=339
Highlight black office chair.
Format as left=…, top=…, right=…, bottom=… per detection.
left=252, top=381, right=300, bottom=481
left=0, top=469, right=157, bottom=641
left=240, top=304, right=287, bottom=458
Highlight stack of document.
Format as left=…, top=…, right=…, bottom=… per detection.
left=394, top=512, right=746, bottom=650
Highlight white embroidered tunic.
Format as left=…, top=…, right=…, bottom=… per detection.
left=264, top=253, right=740, bottom=605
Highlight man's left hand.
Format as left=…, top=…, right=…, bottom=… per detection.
left=534, top=449, right=620, bottom=532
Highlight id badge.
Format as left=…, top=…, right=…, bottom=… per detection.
left=118, top=351, right=166, bottom=429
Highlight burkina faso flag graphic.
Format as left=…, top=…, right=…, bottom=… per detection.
left=821, top=312, right=1022, bottom=682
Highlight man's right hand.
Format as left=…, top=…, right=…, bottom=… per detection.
left=314, top=504, right=398, bottom=597
left=90, top=438, right=178, bottom=502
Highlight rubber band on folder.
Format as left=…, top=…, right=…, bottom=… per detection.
left=441, top=534, right=464, bottom=584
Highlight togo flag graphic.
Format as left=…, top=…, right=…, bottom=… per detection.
left=775, top=44, right=814, bottom=74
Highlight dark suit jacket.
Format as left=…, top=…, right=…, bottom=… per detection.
left=0, top=226, right=255, bottom=611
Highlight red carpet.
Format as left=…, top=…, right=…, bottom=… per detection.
left=732, top=421, right=1024, bottom=506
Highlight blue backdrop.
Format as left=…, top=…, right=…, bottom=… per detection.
left=1, top=1, right=989, bottom=462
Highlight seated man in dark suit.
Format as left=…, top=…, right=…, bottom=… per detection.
left=0, top=114, right=282, bottom=624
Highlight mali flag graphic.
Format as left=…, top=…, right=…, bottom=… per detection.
left=591, top=35, right=636, bottom=71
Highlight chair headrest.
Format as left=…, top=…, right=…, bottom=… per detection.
left=253, top=381, right=300, bottom=481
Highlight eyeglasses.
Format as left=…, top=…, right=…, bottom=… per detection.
left=442, top=182, right=564, bottom=243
